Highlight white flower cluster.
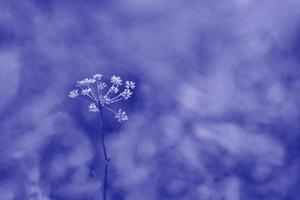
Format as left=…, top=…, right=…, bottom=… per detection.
left=69, top=73, right=135, bottom=122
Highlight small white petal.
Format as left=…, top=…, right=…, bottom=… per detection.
left=81, top=88, right=92, bottom=95
left=125, top=81, right=135, bottom=89
left=100, top=96, right=111, bottom=105
left=115, top=109, right=128, bottom=122
left=69, top=89, right=79, bottom=98
left=111, top=75, right=122, bottom=86
left=93, top=73, right=103, bottom=80
left=121, top=89, right=132, bottom=100
left=98, top=82, right=107, bottom=89
left=111, top=86, right=119, bottom=93
left=88, top=103, right=99, bottom=112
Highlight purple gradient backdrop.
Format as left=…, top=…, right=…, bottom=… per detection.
left=0, top=1, right=300, bottom=199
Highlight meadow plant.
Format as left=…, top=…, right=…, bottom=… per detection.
left=69, top=73, right=135, bottom=200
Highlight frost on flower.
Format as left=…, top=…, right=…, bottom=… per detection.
left=89, top=103, right=99, bottom=112
left=69, top=89, right=79, bottom=98
left=69, top=73, right=135, bottom=122
left=111, top=75, right=122, bottom=86
left=115, top=109, right=128, bottom=122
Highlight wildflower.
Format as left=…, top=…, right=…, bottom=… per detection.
left=77, top=80, right=86, bottom=86
left=77, top=78, right=96, bottom=86
left=93, top=73, right=103, bottom=80
left=81, top=88, right=92, bottom=95
left=121, top=89, right=132, bottom=100
left=115, top=109, right=128, bottom=122
left=88, top=103, right=99, bottom=112
left=100, top=96, right=111, bottom=105
left=69, top=73, right=135, bottom=122
left=125, top=81, right=135, bottom=89
left=69, top=89, right=79, bottom=98
left=98, top=82, right=107, bottom=89
left=111, top=86, right=119, bottom=93
left=69, top=73, right=135, bottom=200
left=85, top=78, right=96, bottom=84
left=111, top=75, right=122, bottom=86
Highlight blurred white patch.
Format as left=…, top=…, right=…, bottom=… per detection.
left=27, top=183, right=50, bottom=200
left=27, top=166, right=40, bottom=183
left=165, top=178, right=186, bottom=196
left=0, top=183, right=15, bottom=200
left=195, top=122, right=284, bottom=167
left=177, top=83, right=202, bottom=112
left=197, top=184, right=212, bottom=199
left=0, top=50, right=20, bottom=113
left=57, top=177, right=100, bottom=197
left=266, top=83, right=285, bottom=104
left=136, top=139, right=156, bottom=158
left=178, top=69, right=236, bottom=117
left=223, top=176, right=240, bottom=200
left=158, top=114, right=182, bottom=145
left=232, top=0, right=253, bottom=9
left=117, top=0, right=165, bottom=11
left=179, top=137, right=203, bottom=167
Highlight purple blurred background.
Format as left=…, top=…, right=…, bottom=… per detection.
left=0, top=0, right=300, bottom=199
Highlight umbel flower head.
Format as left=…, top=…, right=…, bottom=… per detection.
left=69, top=73, right=136, bottom=122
